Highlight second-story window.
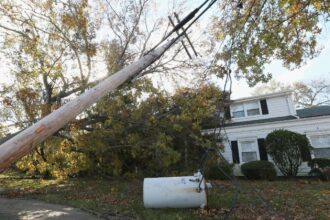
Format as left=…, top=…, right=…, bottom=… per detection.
left=232, top=104, right=245, bottom=118
left=232, top=101, right=261, bottom=118
left=246, top=101, right=260, bottom=116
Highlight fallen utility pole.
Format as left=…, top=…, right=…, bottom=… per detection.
left=0, top=0, right=218, bottom=173
left=0, top=37, right=180, bottom=172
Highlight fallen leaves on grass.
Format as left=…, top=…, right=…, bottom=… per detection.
left=1, top=175, right=329, bottom=220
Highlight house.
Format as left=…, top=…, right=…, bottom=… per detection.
left=203, top=91, right=330, bottom=175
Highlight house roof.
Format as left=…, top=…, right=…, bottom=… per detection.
left=231, top=91, right=293, bottom=103
left=224, top=116, right=297, bottom=127
left=296, top=106, right=330, bottom=118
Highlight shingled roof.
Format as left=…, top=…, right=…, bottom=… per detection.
left=296, top=106, right=330, bottom=118
left=224, top=116, right=297, bottom=127
left=223, top=105, right=330, bottom=128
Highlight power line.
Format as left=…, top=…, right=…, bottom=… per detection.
left=145, top=0, right=215, bottom=55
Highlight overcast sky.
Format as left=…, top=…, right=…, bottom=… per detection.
left=1, top=0, right=329, bottom=100
left=231, top=25, right=330, bottom=99
left=158, top=0, right=330, bottom=98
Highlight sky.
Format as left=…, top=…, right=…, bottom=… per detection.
left=156, top=0, right=330, bottom=99
left=230, top=27, right=330, bottom=99
left=1, top=0, right=329, bottom=100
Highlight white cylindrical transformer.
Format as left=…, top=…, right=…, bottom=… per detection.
left=143, top=171, right=208, bottom=208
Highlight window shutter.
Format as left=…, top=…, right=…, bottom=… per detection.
left=260, top=99, right=269, bottom=115
left=224, top=106, right=231, bottom=119
left=231, top=141, right=240, bottom=164
left=301, top=150, right=311, bottom=161
left=257, top=138, right=268, bottom=161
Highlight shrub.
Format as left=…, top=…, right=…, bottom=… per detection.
left=308, top=158, right=330, bottom=181
left=323, top=168, right=330, bottom=181
left=309, top=168, right=326, bottom=180
left=205, top=163, right=233, bottom=180
left=265, top=129, right=312, bottom=177
left=308, top=158, right=330, bottom=169
left=241, top=161, right=277, bottom=180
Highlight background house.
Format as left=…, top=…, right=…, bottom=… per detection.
left=203, top=91, right=330, bottom=175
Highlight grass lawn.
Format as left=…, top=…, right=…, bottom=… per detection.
left=0, top=171, right=329, bottom=220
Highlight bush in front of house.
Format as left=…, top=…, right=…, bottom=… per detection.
left=308, top=158, right=330, bottom=181
left=205, top=163, right=233, bottom=180
left=308, top=158, right=330, bottom=169
left=265, top=129, right=312, bottom=177
left=241, top=161, right=277, bottom=180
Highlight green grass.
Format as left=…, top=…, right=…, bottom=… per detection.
left=1, top=171, right=330, bottom=219
left=0, top=170, right=59, bottom=189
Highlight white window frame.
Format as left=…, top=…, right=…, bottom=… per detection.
left=245, top=101, right=261, bottom=116
left=238, top=139, right=260, bottom=164
left=231, top=101, right=262, bottom=118
left=308, top=133, right=330, bottom=159
left=231, top=104, right=245, bottom=118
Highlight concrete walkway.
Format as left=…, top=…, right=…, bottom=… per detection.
left=0, top=198, right=103, bottom=220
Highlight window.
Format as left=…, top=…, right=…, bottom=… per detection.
left=231, top=101, right=261, bottom=118
left=310, top=135, right=330, bottom=158
left=240, top=141, right=258, bottom=163
left=246, top=101, right=260, bottom=116
left=232, top=104, right=245, bottom=118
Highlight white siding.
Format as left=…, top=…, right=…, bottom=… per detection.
left=223, top=116, right=330, bottom=139
left=286, top=95, right=296, bottom=115
left=221, top=139, right=233, bottom=163
left=267, top=96, right=292, bottom=117
left=205, top=116, right=330, bottom=176
left=230, top=94, right=295, bottom=123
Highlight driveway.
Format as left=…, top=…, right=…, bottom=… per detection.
left=0, top=197, right=102, bottom=220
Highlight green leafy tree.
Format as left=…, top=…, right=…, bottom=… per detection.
left=212, top=0, right=330, bottom=85
left=265, top=129, right=312, bottom=177
left=0, top=0, right=97, bottom=178
left=252, top=78, right=330, bottom=108
left=72, top=81, right=223, bottom=177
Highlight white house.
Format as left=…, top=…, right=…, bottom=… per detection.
left=203, top=91, right=330, bottom=175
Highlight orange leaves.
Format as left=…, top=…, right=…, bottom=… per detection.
left=15, top=88, right=37, bottom=102
left=2, top=96, right=12, bottom=106
left=61, top=14, right=78, bottom=29
left=289, top=2, right=303, bottom=14
left=61, top=1, right=88, bottom=31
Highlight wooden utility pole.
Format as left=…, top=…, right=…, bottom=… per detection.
left=0, top=38, right=180, bottom=172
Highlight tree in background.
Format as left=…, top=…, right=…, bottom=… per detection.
left=251, top=80, right=292, bottom=95
left=252, top=79, right=330, bottom=108
left=265, top=129, right=312, bottom=177
left=212, top=0, right=330, bottom=86
left=293, top=80, right=330, bottom=108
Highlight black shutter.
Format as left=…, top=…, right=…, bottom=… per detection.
left=260, top=99, right=269, bottom=115
left=301, top=150, right=311, bottom=162
left=258, top=138, right=268, bottom=161
left=224, top=106, right=231, bottom=119
left=231, top=141, right=240, bottom=164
